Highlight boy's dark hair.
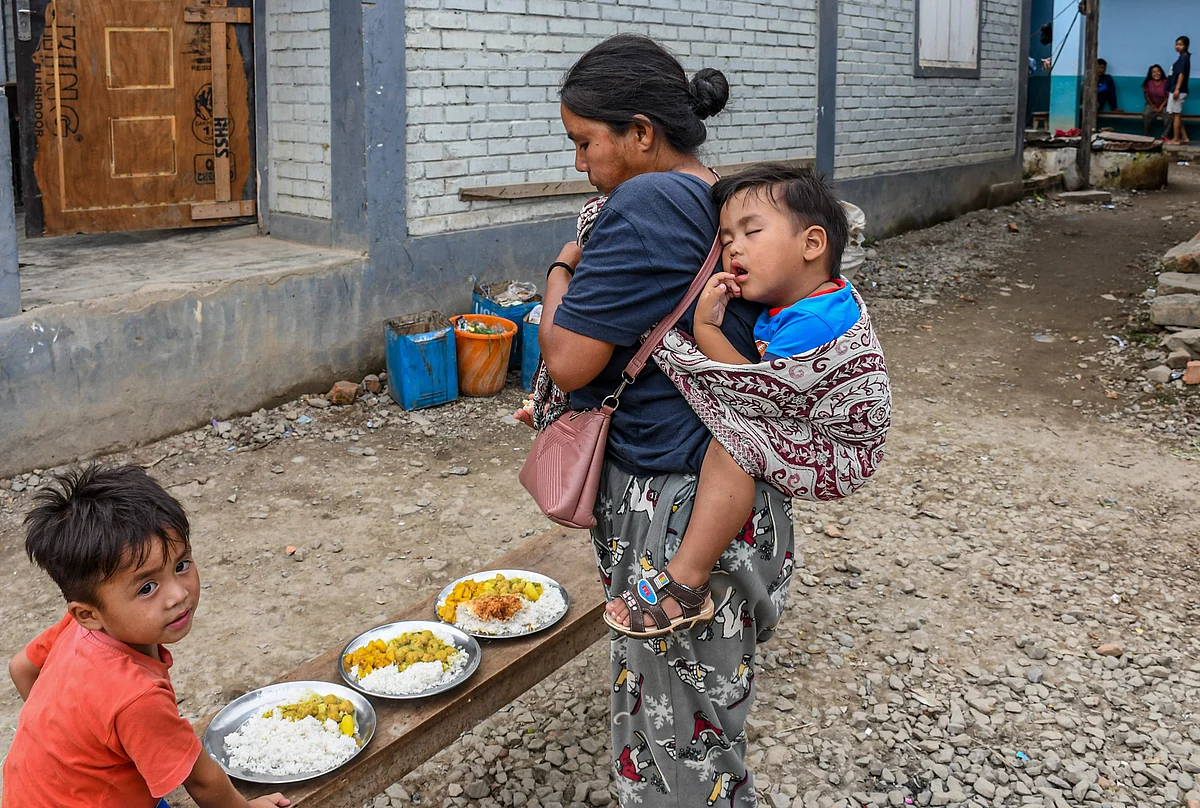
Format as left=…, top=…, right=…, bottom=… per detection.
left=712, top=163, right=850, bottom=279
left=24, top=465, right=190, bottom=604
left=1098, top=58, right=1107, bottom=68
left=560, top=34, right=729, bottom=155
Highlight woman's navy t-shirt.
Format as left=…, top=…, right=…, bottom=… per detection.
left=1170, top=52, right=1191, bottom=94
left=554, top=171, right=761, bottom=477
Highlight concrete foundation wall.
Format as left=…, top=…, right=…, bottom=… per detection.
left=1024, top=146, right=1169, bottom=191
left=403, top=0, right=819, bottom=236
left=0, top=216, right=575, bottom=478
left=835, top=0, right=1021, bottom=179
left=266, top=0, right=333, bottom=221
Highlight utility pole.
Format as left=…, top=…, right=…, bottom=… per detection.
left=1078, top=0, right=1101, bottom=188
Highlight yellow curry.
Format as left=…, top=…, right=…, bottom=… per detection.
left=267, top=693, right=356, bottom=737
left=437, top=573, right=543, bottom=623
left=343, top=630, right=460, bottom=679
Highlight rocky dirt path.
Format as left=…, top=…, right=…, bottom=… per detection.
left=1, top=170, right=1198, bottom=808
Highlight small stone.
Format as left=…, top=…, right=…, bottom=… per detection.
left=1125, top=733, right=1148, bottom=749
left=1185, top=360, right=1200, bottom=385
left=1007, top=223, right=1020, bottom=233
left=448, top=784, right=463, bottom=797
left=1145, top=365, right=1173, bottom=384
left=1060, top=189, right=1112, bottom=203
left=307, top=397, right=331, bottom=409
left=328, top=381, right=359, bottom=405
left=447, top=466, right=470, bottom=476
left=1167, top=348, right=1194, bottom=369
left=823, top=523, right=843, bottom=538
left=1026, top=668, right=1044, bottom=684
left=363, top=374, right=383, bottom=394
left=1097, top=643, right=1123, bottom=657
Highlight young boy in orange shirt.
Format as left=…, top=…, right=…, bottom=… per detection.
left=3, top=465, right=288, bottom=808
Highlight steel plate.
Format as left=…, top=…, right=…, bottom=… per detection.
left=435, top=569, right=570, bottom=639
left=203, top=680, right=376, bottom=784
left=338, top=620, right=481, bottom=699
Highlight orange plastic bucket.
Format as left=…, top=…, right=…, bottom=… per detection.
left=451, top=314, right=518, bottom=396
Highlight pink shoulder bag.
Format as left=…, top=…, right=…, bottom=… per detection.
left=519, top=236, right=723, bottom=529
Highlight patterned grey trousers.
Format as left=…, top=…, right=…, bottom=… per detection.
left=591, top=461, right=795, bottom=807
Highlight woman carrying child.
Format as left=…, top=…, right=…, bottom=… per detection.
left=537, top=35, right=795, bottom=807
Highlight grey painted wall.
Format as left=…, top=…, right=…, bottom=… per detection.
left=0, top=87, right=18, bottom=319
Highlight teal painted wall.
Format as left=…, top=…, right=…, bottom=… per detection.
left=1049, top=0, right=1199, bottom=131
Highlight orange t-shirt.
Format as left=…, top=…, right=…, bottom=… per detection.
left=2, top=613, right=202, bottom=807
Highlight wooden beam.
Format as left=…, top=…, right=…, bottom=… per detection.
left=210, top=20, right=232, bottom=203
left=459, top=157, right=817, bottom=201
left=188, top=528, right=604, bottom=808
left=1078, top=0, right=1101, bottom=188
left=191, top=200, right=255, bottom=220
left=184, top=7, right=251, bottom=24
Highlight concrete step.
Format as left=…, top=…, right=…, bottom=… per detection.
left=1023, top=173, right=1064, bottom=194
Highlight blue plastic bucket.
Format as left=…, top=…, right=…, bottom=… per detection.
left=521, top=316, right=540, bottom=391
left=471, top=279, right=541, bottom=370
left=384, top=311, right=458, bottom=411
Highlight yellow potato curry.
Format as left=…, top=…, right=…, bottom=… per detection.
left=437, top=573, right=544, bottom=623
left=343, top=630, right=459, bottom=679
left=267, top=693, right=356, bottom=737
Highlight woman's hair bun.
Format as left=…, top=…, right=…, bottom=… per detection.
left=689, top=68, right=729, bottom=119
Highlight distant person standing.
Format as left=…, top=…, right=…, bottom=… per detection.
left=1143, top=64, right=1170, bottom=136
left=1165, top=36, right=1191, bottom=144
left=1097, top=59, right=1120, bottom=111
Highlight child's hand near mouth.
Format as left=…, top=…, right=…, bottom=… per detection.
left=696, top=271, right=743, bottom=330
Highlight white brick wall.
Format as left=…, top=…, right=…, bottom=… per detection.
left=266, top=0, right=332, bottom=220
left=835, top=0, right=1020, bottom=179
left=405, top=0, right=819, bottom=236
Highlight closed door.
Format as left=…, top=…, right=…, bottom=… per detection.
left=12, top=0, right=256, bottom=236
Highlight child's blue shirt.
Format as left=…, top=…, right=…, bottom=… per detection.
left=754, top=279, right=860, bottom=360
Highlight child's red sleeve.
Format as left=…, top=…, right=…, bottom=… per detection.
left=113, top=684, right=203, bottom=798
left=24, top=612, right=75, bottom=668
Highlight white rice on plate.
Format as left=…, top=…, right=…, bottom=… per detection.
left=225, top=708, right=358, bottom=775
left=451, top=585, right=566, bottom=635
left=352, top=649, right=468, bottom=695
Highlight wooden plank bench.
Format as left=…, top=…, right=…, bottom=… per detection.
left=1098, top=110, right=1200, bottom=126
left=187, top=527, right=605, bottom=808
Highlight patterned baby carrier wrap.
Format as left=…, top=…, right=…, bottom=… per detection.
left=527, top=192, right=891, bottom=500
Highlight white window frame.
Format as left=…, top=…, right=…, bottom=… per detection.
left=915, top=0, right=982, bottom=78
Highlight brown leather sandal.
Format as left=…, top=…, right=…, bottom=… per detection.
left=604, top=570, right=715, bottom=638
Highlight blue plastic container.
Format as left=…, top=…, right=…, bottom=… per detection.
left=471, top=279, right=541, bottom=370
left=385, top=311, right=458, bottom=411
left=521, top=315, right=541, bottom=391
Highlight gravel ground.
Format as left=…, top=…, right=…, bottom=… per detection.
left=1, top=172, right=1198, bottom=808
